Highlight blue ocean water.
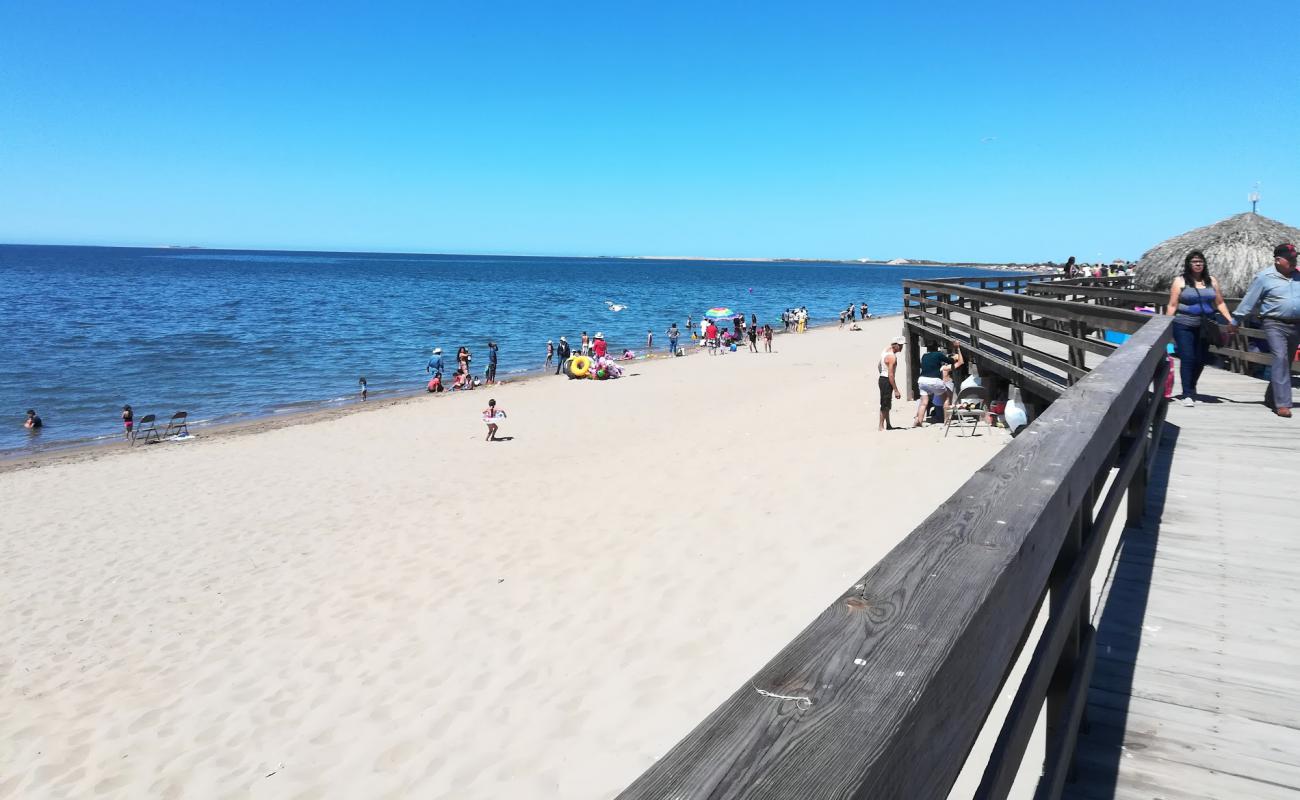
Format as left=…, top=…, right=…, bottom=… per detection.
left=0, top=245, right=1008, bottom=453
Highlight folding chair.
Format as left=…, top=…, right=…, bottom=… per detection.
left=132, top=414, right=161, bottom=445
left=944, top=386, right=989, bottom=437
left=163, top=411, right=190, bottom=438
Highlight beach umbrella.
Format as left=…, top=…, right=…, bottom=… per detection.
left=704, top=307, right=735, bottom=318
left=1132, top=211, right=1300, bottom=297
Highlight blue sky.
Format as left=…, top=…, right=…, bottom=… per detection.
left=2, top=1, right=1296, bottom=261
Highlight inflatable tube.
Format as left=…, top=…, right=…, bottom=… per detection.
left=568, top=355, right=592, bottom=379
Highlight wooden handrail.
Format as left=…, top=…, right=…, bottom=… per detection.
left=617, top=286, right=1173, bottom=800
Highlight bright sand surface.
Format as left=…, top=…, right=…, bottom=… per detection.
left=1, top=317, right=1009, bottom=799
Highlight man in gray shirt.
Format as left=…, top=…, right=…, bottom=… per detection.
left=1232, top=243, right=1300, bottom=417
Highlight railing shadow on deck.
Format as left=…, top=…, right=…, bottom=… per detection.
left=1063, top=422, right=1180, bottom=798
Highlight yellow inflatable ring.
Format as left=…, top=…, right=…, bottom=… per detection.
left=568, top=355, right=592, bottom=378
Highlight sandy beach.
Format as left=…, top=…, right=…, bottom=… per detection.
left=1, top=317, right=1008, bottom=799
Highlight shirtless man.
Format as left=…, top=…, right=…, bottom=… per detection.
left=878, top=337, right=904, bottom=431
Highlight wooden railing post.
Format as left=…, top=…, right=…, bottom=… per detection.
left=1125, top=378, right=1154, bottom=528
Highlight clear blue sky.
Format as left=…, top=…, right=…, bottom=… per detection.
left=2, top=1, right=1296, bottom=262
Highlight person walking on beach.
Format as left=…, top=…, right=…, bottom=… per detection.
left=747, top=322, right=758, bottom=352
left=486, top=341, right=499, bottom=384
left=1165, top=250, right=1234, bottom=406
left=427, top=348, right=444, bottom=378
left=705, top=320, right=719, bottom=354
left=1232, top=243, right=1300, bottom=417
left=914, top=340, right=963, bottom=427
left=121, top=405, right=133, bottom=439
left=763, top=324, right=773, bottom=352
left=646, top=330, right=653, bottom=351
left=545, top=340, right=554, bottom=368
left=878, top=337, right=905, bottom=431
left=482, top=399, right=505, bottom=441
left=358, top=377, right=368, bottom=401
left=24, top=409, right=42, bottom=430
left=555, top=336, right=571, bottom=375
left=666, top=323, right=679, bottom=356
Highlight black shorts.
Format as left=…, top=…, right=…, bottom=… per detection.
left=878, top=376, right=893, bottom=411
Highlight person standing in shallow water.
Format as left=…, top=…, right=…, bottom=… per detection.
left=1164, top=250, right=1234, bottom=407
left=555, top=336, right=571, bottom=375
left=486, top=341, right=499, bottom=384
left=545, top=340, right=554, bottom=369
left=666, top=323, right=679, bottom=356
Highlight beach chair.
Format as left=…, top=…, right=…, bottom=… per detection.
left=163, top=411, right=190, bottom=438
left=132, top=414, right=161, bottom=445
left=944, top=386, right=988, bottom=438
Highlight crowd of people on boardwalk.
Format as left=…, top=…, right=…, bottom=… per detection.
left=1061, top=256, right=1134, bottom=279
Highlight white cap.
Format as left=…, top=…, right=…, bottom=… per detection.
left=892, top=337, right=906, bottom=346
left=432, top=347, right=442, bottom=353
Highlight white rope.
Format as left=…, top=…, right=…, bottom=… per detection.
left=752, top=683, right=812, bottom=709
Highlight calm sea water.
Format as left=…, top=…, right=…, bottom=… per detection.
left=0, top=245, right=1008, bottom=453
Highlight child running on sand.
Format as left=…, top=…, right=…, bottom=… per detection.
left=482, top=399, right=506, bottom=441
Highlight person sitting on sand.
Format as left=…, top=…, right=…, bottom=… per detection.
left=482, top=399, right=506, bottom=441
left=25, top=409, right=42, bottom=429
left=451, top=370, right=468, bottom=390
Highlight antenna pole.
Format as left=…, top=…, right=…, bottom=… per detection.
left=1249, top=183, right=1261, bottom=214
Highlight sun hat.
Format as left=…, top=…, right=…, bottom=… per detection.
left=432, top=347, right=442, bottom=354
left=595, top=332, right=604, bottom=338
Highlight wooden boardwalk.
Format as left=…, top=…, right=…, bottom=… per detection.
left=1065, top=365, right=1300, bottom=799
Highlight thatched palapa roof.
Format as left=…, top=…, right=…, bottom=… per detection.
left=1133, top=212, right=1300, bottom=297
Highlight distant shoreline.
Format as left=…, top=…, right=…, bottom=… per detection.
left=2, top=241, right=1053, bottom=269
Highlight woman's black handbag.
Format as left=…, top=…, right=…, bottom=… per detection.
left=1198, top=317, right=1222, bottom=348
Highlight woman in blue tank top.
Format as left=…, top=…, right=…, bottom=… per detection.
left=1164, top=250, right=1234, bottom=406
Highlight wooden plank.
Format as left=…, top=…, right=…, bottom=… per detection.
left=903, top=318, right=1066, bottom=400
left=617, top=317, right=1172, bottom=800
left=902, top=280, right=1152, bottom=332
left=904, top=306, right=1087, bottom=378
left=911, top=294, right=1116, bottom=357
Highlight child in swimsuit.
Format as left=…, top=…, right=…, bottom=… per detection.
left=482, top=399, right=505, bottom=441
left=122, top=405, right=133, bottom=439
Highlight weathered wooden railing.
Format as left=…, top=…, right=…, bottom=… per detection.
left=902, top=278, right=1151, bottom=403
left=1026, top=281, right=1300, bottom=377
left=617, top=283, right=1172, bottom=799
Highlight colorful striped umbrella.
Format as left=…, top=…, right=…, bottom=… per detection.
left=703, top=307, right=736, bottom=318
